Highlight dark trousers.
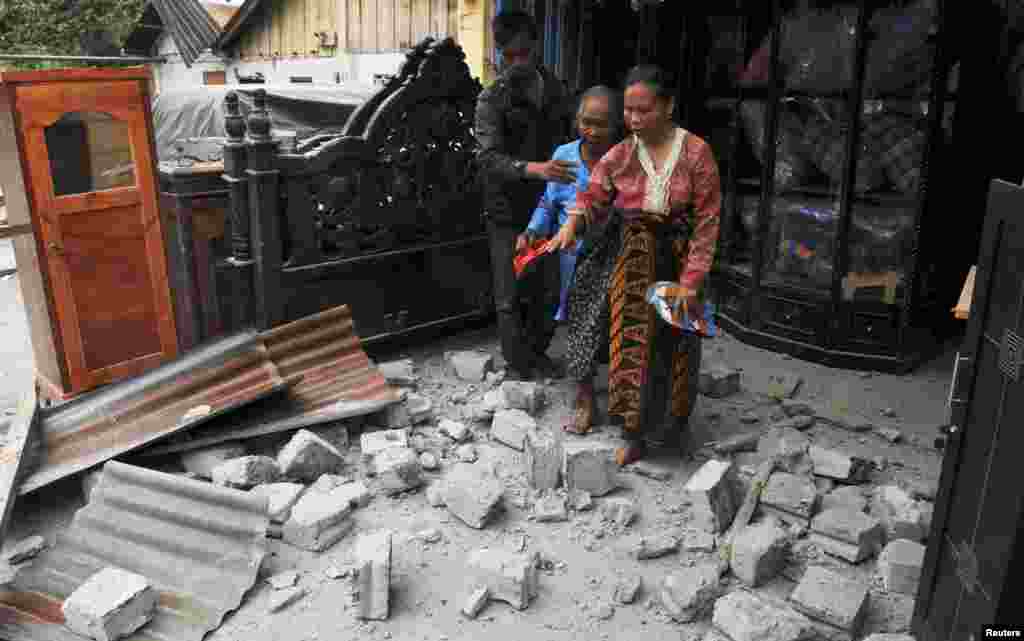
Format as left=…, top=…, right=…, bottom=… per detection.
left=486, top=218, right=558, bottom=373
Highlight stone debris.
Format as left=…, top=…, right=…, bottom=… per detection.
left=375, top=402, right=411, bottom=428
left=268, top=586, right=307, bottom=613
left=821, top=486, right=869, bottom=514
left=462, top=586, right=490, bottom=619
left=626, top=461, right=672, bottom=482
left=789, top=566, right=869, bottom=634
left=613, top=576, right=642, bottom=604
left=659, top=563, right=725, bottom=623
left=355, top=530, right=393, bottom=620
left=711, top=432, right=760, bottom=456
left=330, top=480, right=372, bottom=509
left=4, top=535, right=46, bottom=564
left=406, top=393, right=434, bottom=424
left=766, top=373, right=803, bottom=400
left=180, top=443, right=246, bottom=479
left=446, top=351, right=494, bottom=382
left=525, top=427, right=562, bottom=491
left=814, top=406, right=875, bottom=433
left=730, top=521, right=790, bottom=587
left=532, top=491, right=569, bottom=522
left=600, top=497, right=637, bottom=527
left=62, top=567, right=157, bottom=641
left=490, top=409, right=536, bottom=451
left=251, top=483, right=306, bottom=523
left=712, top=590, right=816, bottom=641
left=211, top=456, right=281, bottom=489
left=277, top=429, right=346, bottom=482
left=627, top=532, right=680, bottom=560
left=758, top=427, right=812, bottom=474
left=324, top=564, right=350, bottom=580
left=267, top=570, right=300, bottom=590
left=873, top=485, right=929, bottom=542
left=500, top=381, right=543, bottom=414
left=877, top=539, right=925, bottom=595
left=571, top=489, right=594, bottom=512
left=454, top=443, right=478, bottom=462
left=283, top=485, right=356, bottom=552
left=308, top=474, right=350, bottom=494
left=443, top=464, right=504, bottom=529
left=682, top=529, right=717, bottom=553
left=372, top=447, right=423, bottom=495
left=780, top=400, right=816, bottom=417
left=773, top=415, right=816, bottom=431
left=809, top=446, right=869, bottom=483
left=761, top=472, right=817, bottom=526
left=563, top=441, right=619, bottom=497
left=683, top=459, right=739, bottom=534
left=876, top=428, right=903, bottom=443
left=377, top=359, right=418, bottom=386
left=700, top=366, right=741, bottom=398
left=419, top=452, right=440, bottom=471
left=809, top=508, right=885, bottom=563
left=439, top=419, right=471, bottom=443
left=426, top=482, right=447, bottom=507
left=464, top=548, right=539, bottom=610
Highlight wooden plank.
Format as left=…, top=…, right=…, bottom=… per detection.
left=397, top=0, right=412, bottom=49
left=0, top=386, right=40, bottom=545
left=379, top=0, right=396, bottom=50
left=953, top=265, right=976, bottom=320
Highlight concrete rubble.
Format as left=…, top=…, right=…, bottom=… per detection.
left=682, top=529, right=717, bottom=553
left=626, top=461, right=673, bottom=481
left=700, top=365, right=741, bottom=398
left=360, top=428, right=410, bottom=459
left=809, top=445, right=869, bottom=483
left=419, top=451, right=440, bottom=470
left=405, top=393, right=434, bottom=424
left=438, top=418, right=471, bottom=442
left=758, top=427, right=812, bottom=474
left=563, top=440, right=619, bottom=497
left=464, top=548, right=539, bottom=610
left=371, top=446, right=423, bottom=495
left=685, top=459, right=740, bottom=533
left=462, top=586, right=490, bottom=619
left=525, top=426, right=562, bottom=491
left=3, top=534, right=46, bottom=564
left=180, top=443, right=246, bottom=479
left=266, top=570, right=300, bottom=589
left=873, top=485, right=930, bottom=542
left=766, top=373, right=804, bottom=400
left=355, top=530, right=393, bottom=620
left=277, top=429, right=346, bottom=482
left=454, top=443, right=478, bottom=462
left=760, top=472, right=817, bottom=526
left=810, top=508, right=886, bottom=563
left=821, top=486, right=869, bottom=513
left=283, top=485, right=356, bottom=552
left=268, top=586, right=306, bottom=613
left=211, top=455, right=281, bottom=489
left=377, top=359, right=418, bottom=386
left=442, top=463, right=504, bottom=528
left=613, top=575, right=642, bottom=604
left=625, top=532, right=680, bottom=560
left=251, top=482, right=306, bottom=523
left=600, top=497, right=637, bottom=527
left=500, top=381, right=543, bottom=414
left=532, top=490, right=569, bottom=522
left=877, top=539, right=926, bottom=595
left=730, top=521, right=790, bottom=587
left=446, top=351, right=494, bottom=382
left=790, top=566, right=869, bottom=635
left=62, top=567, right=158, bottom=641
left=712, top=590, right=816, bottom=641
left=659, top=562, right=725, bottom=622
left=490, top=409, right=536, bottom=451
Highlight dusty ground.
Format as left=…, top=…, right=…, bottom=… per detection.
left=2, top=286, right=954, bottom=640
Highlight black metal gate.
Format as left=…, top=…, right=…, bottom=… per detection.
left=913, top=179, right=1024, bottom=639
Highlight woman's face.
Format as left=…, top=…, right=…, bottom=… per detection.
left=578, top=96, right=613, bottom=148
left=624, top=82, right=672, bottom=136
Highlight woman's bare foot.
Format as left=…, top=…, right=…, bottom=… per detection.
left=563, top=381, right=594, bottom=435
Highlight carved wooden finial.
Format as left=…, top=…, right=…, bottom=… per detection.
left=224, top=91, right=246, bottom=142
left=247, top=89, right=272, bottom=141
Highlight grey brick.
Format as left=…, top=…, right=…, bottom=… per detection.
left=62, top=567, right=157, bottom=641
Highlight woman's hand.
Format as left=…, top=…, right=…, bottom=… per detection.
left=660, top=284, right=699, bottom=327
left=544, top=216, right=579, bottom=254
left=516, top=230, right=538, bottom=253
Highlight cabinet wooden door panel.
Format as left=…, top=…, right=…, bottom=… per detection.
left=11, top=74, right=177, bottom=393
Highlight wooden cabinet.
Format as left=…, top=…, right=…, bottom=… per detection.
left=0, top=68, right=178, bottom=400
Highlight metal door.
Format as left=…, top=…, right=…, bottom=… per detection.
left=913, top=179, right=1024, bottom=638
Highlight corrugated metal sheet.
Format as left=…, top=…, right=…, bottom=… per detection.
left=19, top=331, right=289, bottom=496
left=0, top=462, right=268, bottom=641
left=151, top=0, right=222, bottom=66
left=142, top=305, right=401, bottom=457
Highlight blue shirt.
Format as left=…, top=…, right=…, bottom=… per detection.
left=526, top=140, right=589, bottom=322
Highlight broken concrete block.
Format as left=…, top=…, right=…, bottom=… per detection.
left=813, top=406, right=875, bottom=433
left=878, top=539, right=925, bottom=595
left=426, top=483, right=446, bottom=507
left=406, top=393, right=433, bottom=424
left=439, top=419, right=471, bottom=443
left=758, top=427, right=812, bottom=474
left=761, top=473, right=817, bottom=526
left=4, top=535, right=46, bottom=564
left=822, top=486, right=868, bottom=514
left=627, top=461, right=672, bottom=481
left=524, top=427, right=562, bottom=491
left=731, top=522, right=790, bottom=587
left=446, top=351, right=494, bottom=382
left=563, top=441, right=619, bottom=497
left=277, top=429, right=345, bottom=482
left=682, top=529, right=717, bottom=553
left=628, top=532, right=680, bottom=560
left=810, top=508, right=885, bottom=563
left=876, top=427, right=903, bottom=443
left=266, top=571, right=300, bottom=589
left=454, top=443, right=478, bottom=462
left=683, top=459, right=740, bottom=534
left=490, top=409, right=536, bottom=451
left=712, top=590, right=816, bottom=641
left=772, top=415, right=816, bottom=431
left=766, top=373, right=803, bottom=400
left=462, top=586, right=490, bottom=619
left=377, top=359, right=418, bottom=386
left=789, top=566, right=869, bottom=634
left=700, top=365, right=741, bottom=398
left=360, top=428, right=408, bottom=456
left=251, top=483, right=306, bottom=523
left=659, top=563, right=726, bottom=622
left=465, top=548, right=539, bottom=610
left=355, top=530, right=393, bottom=620
left=62, top=567, right=157, bottom=641
left=874, top=485, right=929, bottom=542
left=443, top=464, right=504, bottom=529
left=211, top=456, right=280, bottom=489
left=419, top=452, right=440, bottom=470
left=373, top=446, right=423, bottom=495
left=600, top=497, right=637, bottom=527
left=283, top=486, right=355, bottom=552
left=500, top=381, right=543, bottom=414
left=331, top=480, right=372, bottom=509
left=614, top=576, right=642, bottom=604
left=532, top=491, right=568, bottom=522
left=809, top=446, right=869, bottom=483
left=571, top=490, right=593, bottom=512
left=268, top=586, right=306, bottom=613
left=482, top=389, right=506, bottom=412
left=308, top=473, right=350, bottom=494
left=180, top=443, right=246, bottom=479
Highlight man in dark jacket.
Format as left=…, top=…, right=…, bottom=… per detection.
left=475, top=10, right=575, bottom=380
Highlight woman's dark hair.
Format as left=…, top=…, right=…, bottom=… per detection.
left=493, top=11, right=539, bottom=48
left=623, top=65, right=675, bottom=101
left=577, top=85, right=625, bottom=139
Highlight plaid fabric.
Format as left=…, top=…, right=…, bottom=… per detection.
left=802, top=113, right=887, bottom=193
left=875, top=115, right=925, bottom=195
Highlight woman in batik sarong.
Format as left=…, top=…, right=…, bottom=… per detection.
left=546, top=65, right=722, bottom=465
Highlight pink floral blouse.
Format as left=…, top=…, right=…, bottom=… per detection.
left=576, top=128, right=722, bottom=292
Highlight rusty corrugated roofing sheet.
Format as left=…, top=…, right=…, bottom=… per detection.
left=19, top=331, right=289, bottom=496
left=0, top=461, right=268, bottom=641
left=142, top=305, right=401, bottom=457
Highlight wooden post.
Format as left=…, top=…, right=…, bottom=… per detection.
left=246, top=89, right=284, bottom=330
left=223, top=91, right=255, bottom=330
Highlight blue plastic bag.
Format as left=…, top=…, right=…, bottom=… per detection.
left=645, top=281, right=717, bottom=337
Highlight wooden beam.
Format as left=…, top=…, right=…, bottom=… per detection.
left=0, top=386, right=40, bottom=545
left=953, top=265, right=976, bottom=320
